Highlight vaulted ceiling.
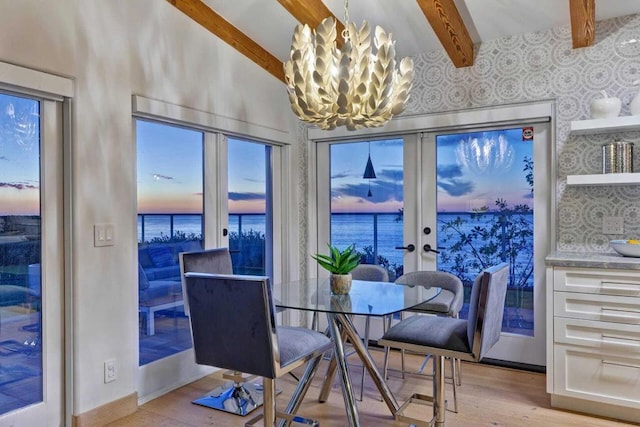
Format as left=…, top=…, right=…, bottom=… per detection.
left=167, top=0, right=640, bottom=83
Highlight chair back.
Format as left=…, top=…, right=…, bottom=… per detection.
left=467, top=263, right=509, bottom=360
left=395, top=270, right=462, bottom=294
left=184, top=272, right=279, bottom=379
left=179, top=248, right=233, bottom=315
left=351, top=264, right=389, bottom=282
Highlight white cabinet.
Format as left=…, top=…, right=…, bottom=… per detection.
left=547, top=266, right=640, bottom=423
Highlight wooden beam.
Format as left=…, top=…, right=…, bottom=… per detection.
left=167, top=0, right=285, bottom=82
left=569, top=0, right=595, bottom=48
left=416, top=0, right=474, bottom=68
left=277, top=0, right=345, bottom=46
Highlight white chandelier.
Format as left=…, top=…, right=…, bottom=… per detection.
left=283, top=1, right=414, bottom=131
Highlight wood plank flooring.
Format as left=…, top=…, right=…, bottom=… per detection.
left=108, top=349, right=638, bottom=426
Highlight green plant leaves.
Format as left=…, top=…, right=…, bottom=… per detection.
left=312, top=243, right=360, bottom=274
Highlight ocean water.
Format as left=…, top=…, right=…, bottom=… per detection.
left=138, top=212, right=534, bottom=284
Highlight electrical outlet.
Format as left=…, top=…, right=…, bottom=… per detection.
left=602, top=216, right=624, bottom=235
left=104, top=359, right=117, bottom=383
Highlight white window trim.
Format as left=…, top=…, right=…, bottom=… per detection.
left=132, top=95, right=294, bottom=145
left=0, top=61, right=73, bottom=99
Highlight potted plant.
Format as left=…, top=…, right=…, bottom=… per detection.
left=312, top=244, right=360, bottom=294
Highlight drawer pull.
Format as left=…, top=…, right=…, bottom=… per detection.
left=602, top=360, right=640, bottom=369
left=601, top=307, right=640, bottom=321
left=601, top=334, right=640, bottom=347
left=600, top=281, right=640, bottom=294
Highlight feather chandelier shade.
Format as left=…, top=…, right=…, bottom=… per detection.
left=283, top=16, right=414, bottom=131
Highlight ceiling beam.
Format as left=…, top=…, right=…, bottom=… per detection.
left=277, top=0, right=346, bottom=46
left=569, top=0, right=595, bottom=48
left=167, top=0, right=286, bottom=83
left=416, top=0, right=474, bottom=68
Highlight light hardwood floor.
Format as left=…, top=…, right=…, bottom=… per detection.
left=109, top=349, right=638, bottom=426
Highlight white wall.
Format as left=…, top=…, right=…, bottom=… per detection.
left=1, top=0, right=299, bottom=418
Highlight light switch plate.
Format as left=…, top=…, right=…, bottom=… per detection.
left=94, top=223, right=115, bottom=247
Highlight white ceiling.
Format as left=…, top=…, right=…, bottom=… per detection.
left=203, top=0, right=640, bottom=62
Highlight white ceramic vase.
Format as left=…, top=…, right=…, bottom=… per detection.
left=590, top=90, right=621, bottom=119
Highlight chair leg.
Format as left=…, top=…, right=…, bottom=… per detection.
left=358, top=317, right=371, bottom=401
left=400, top=349, right=406, bottom=379
left=433, top=355, right=446, bottom=427
left=382, top=346, right=391, bottom=380
left=263, top=378, right=276, bottom=426
left=449, top=357, right=458, bottom=413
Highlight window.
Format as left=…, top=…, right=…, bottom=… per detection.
left=136, top=119, right=203, bottom=365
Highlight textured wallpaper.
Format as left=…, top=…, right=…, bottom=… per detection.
left=299, top=14, right=640, bottom=264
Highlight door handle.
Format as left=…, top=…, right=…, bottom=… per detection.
left=423, top=244, right=441, bottom=254
left=395, top=244, right=416, bottom=252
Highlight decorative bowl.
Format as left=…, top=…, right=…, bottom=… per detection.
left=610, top=240, right=640, bottom=257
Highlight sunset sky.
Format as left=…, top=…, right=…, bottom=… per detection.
left=3, top=110, right=532, bottom=217
left=0, top=94, right=40, bottom=216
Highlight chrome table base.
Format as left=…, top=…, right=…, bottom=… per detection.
left=192, top=381, right=264, bottom=416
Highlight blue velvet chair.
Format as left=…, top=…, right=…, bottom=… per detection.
left=179, top=247, right=233, bottom=316
left=379, top=263, right=509, bottom=427
left=184, top=272, right=332, bottom=426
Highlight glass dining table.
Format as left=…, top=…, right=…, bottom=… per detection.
left=272, top=277, right=441, bottom=427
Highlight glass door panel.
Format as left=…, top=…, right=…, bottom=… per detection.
left=0, top=93, right=64, bottom=423
left=429, top=124, right=548, bottom=365
left=227, top=138, right=273, bottom=279
left=136, top=120, right=203, bottom=365
left=0, top=94, right=43, bottom=414
left=329, top=140, right=405, bottom=280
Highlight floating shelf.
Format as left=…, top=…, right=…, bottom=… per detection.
left=570, top=115, right=640, bottom=135
left=566, top=172, right=640, bottom=186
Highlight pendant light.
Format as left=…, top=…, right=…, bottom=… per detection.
left=363, top=142, right=376, bottom=197
left=283, top=0, right=414, bottom=131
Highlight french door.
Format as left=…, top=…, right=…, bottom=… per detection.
left=315, top=122, right=549, bottom=367
left=0, top=92, right=65, bottom=424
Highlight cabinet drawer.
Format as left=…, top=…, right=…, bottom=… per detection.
left=554, top=268, right=640, bottom=297
left=553, top=344, right=640, bottom=408
left=554, top=292, right=640, bottom=324
left=554, top=317, right=640, bottom=354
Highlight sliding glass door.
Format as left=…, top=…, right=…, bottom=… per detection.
left=0, top=92, right=64, bottom=424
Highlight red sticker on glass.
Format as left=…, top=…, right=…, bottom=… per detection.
left=522, top=127, right=534, bottom=140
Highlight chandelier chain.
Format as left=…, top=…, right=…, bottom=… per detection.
left=342, top=0, right=350, bottom=41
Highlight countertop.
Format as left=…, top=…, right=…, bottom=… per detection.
left=546, top=250, right=640, bottom=270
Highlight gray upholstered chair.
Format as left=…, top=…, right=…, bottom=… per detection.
left=391, top=270, right=464, bottom=410
left=378, top=263, right=509, bottom=426
left=179, top=247, right=233, bottom=316
left=184, top=272, right=332, bottom=426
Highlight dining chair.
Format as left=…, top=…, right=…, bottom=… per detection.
left=390, top=270, right=464, bottom=411
left=179, top=247, right=233, bottom=316
left=378, top=263, right=509, bottom=427
left=184, top=272, right=333, bottom=426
